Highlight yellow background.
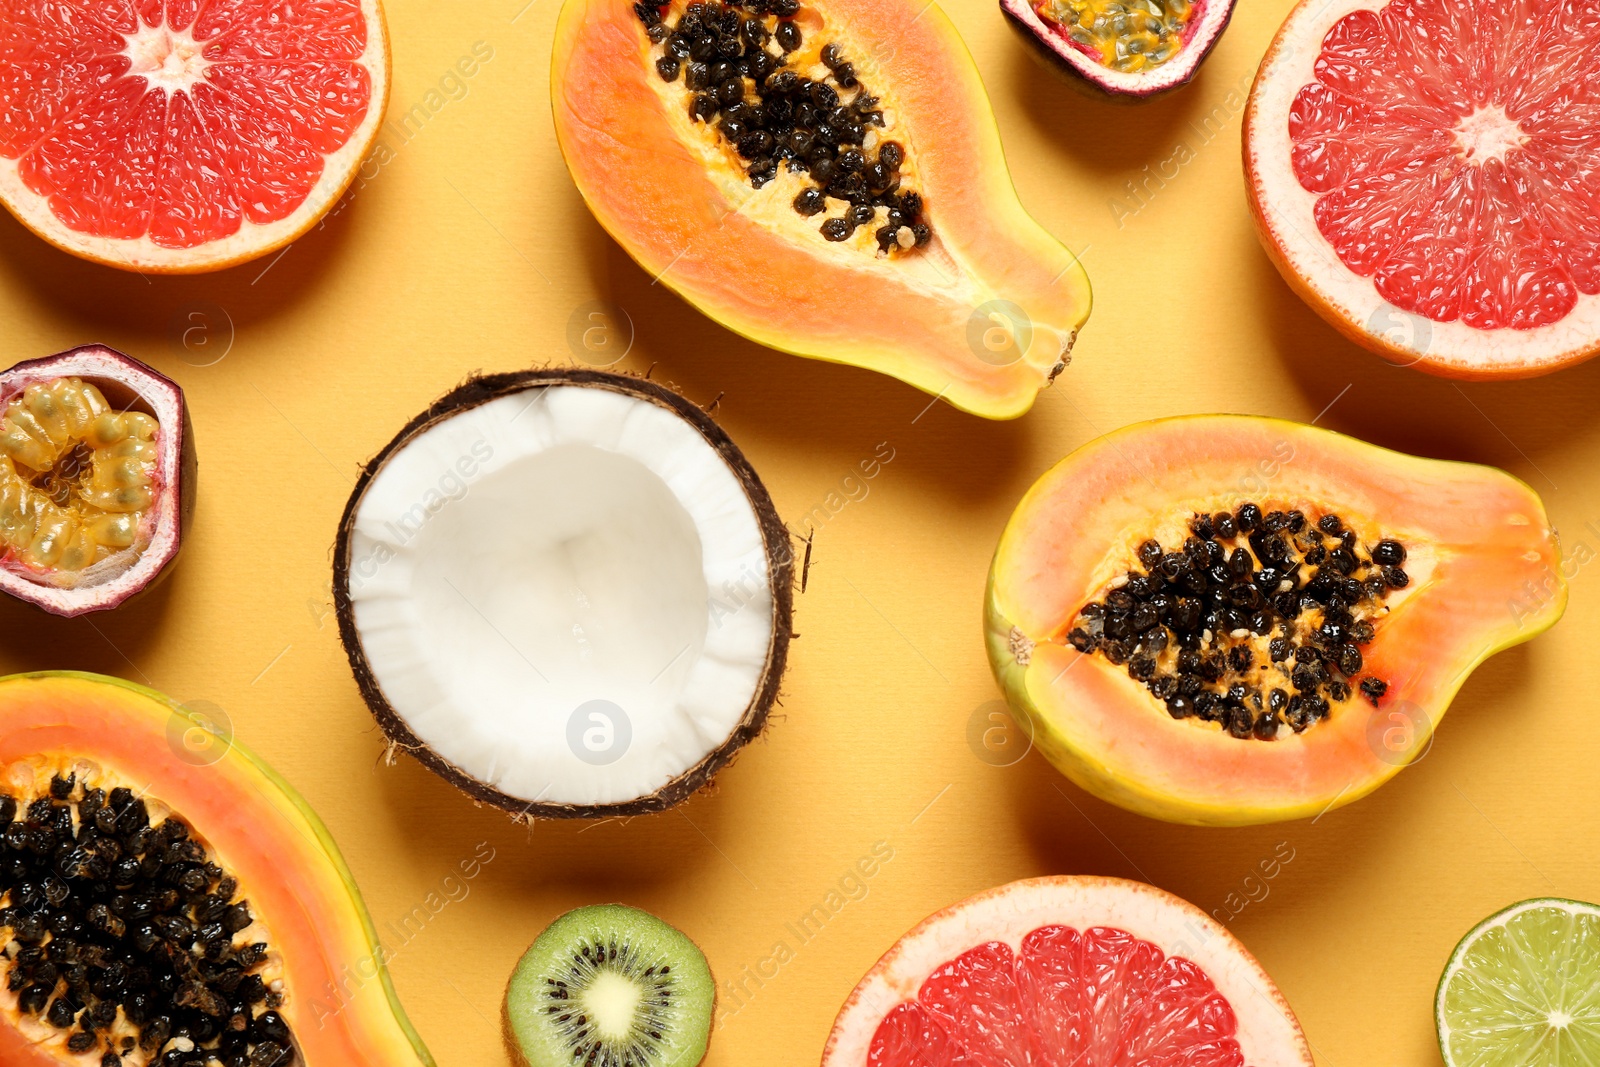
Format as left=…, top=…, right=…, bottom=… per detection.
left=1, top=0, right=1597, bottom=1063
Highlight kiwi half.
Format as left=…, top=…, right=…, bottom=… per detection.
left=505, top=904, right=716, bottom=1067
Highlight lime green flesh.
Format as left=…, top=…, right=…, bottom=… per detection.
left=1438, top=899, right=1600, bottom=1067
left=505, top=904, right=715, bottom=1067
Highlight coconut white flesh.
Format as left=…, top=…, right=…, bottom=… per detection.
left=345, top=386, right=774, bottom=808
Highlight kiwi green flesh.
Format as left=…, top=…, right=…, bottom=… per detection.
left=506, top=904, right=714, bottom=1067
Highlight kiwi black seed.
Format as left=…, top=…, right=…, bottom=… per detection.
left=632, top=0, right=928, bottom=252
left=504, top=904, right=715, bottom=1067
left=1071, top=507, right=1406, bottom=741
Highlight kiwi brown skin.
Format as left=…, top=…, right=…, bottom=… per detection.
left=333, top=368, right=795, bottom=820
left=502, top=994, right=533, bottom=1067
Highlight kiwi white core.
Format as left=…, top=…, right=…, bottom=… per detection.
left=585, top=971, right=645, bottom=1040
left=345, top=385, right=775, bottom=807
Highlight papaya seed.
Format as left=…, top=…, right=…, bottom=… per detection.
left=1070, top=507, right=1406, bottom=742
left=635, top=0, right=930, bottom=252
left=0, top=772, right=291, bottom=1064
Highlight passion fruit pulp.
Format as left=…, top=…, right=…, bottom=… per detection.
left=0, top=347, right=194, bottom=618
left=1001, top=0, right=1237, bottom=98
left=1043, top=0, right=1195, bottom=73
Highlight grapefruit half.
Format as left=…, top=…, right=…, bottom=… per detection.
left=0, top=0, right=390, bottom=273
left=822, top=876, right=1313, bottom=1067
left=1245, top=0, right=1600, bottom=378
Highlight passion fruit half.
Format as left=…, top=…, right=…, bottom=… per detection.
left=0, top=346, right=195, bottom=618
left=1002, top=0, right=1237, bottom=98
left=334, top=369, right=793, bottom=819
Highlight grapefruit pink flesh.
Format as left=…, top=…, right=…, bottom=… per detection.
left=0, top=0, right=372, bottom=249
left=1287, top=0, right=1600, bottom=332
left=867, top=927, right=1246, bottom=1067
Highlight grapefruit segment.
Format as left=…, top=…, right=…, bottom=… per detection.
left=0, top=0, right=389, bottom=272
left=826, top=878, right=1312, bottom=1067
left=868, top=931, right=1248, bottom=1067
left=868, top=1003, right=973, bottom=1067
left=1246, top=0, right=1600, bottom=376
left=917, top=942, right=1039, bottom=1064
left=1513, top=150, right=1600, bottom=293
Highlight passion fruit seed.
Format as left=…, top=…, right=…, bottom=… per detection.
left=0, top=378, right=157, bottom=573
left=1034, top=0, right=1193, bottom=73
left=634, top=0, right=929, bottom=252
left=0, top=772, right=292, bottom=1067
left=1066, top=506, right=1407, bottom=741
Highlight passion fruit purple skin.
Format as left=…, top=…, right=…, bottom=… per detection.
left=1001, top=0, right=1237, bottom=100
left=0, top=345, right=196, bottom=618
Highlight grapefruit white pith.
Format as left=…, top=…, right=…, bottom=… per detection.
left=1245, top=0, right=1600, bottom=378
left=0, top=0, right=390, bottom=273
left=822, top=877, right=1313, bottom=1067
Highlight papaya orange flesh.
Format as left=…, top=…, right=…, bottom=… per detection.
left=985, top=416, right=1566, bottom=826
left=0, top=672, right=433, bottom=1067
left=551, top=0, right=1092, bottom=419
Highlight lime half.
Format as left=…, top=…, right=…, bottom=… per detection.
left=1437, top=898, right=1600, bottom=1067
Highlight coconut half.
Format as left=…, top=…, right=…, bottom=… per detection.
left=1001, top=0, right=1237, bottom=100
left=0, top=345, right=195, bottom=617
left=334, top=370, right=793, bottom=818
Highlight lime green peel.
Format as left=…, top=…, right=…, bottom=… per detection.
left=1437, top=898, right=1600, bottom=1067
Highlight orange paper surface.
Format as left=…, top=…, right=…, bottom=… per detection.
left=0, top=0, right=1596, bottom=1063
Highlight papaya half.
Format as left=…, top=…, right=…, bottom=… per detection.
left=985, top=416, right=1566, bottom=826
left=551, top=0, right=1091, bottom=419
left=0, top=671, right=433, bottom=1067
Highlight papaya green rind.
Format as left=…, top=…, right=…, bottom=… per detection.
left=984, top=415, right=1566, bottom=826
left=0, top=671, right=435, bottom=1067
left=550, top=0, right=1091, bottom=419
